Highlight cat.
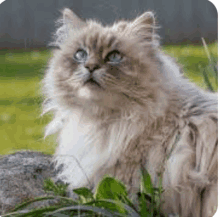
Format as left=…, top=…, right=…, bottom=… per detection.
left=42, top=8, right=218, bottom=217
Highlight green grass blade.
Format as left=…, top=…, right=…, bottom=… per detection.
left=200, top=65, right=214, bottom=92
left=209, top=55, right=218, bottom=85
left=44, top=205, right=119, bottom=217
left=95, top=176, right=128, bottom=200
left=73, top=187, right=94, bottom=203
left=119, top=194, right=139, bottom=214
left=86, top=199, right=140, bottom=217
left=5, top=205, right=67, bottom=217
left=140, top=166, right=153, bottom=195
left=12, top=196, right=57, bottom=212
left=12, top=196, right=77, bottom=212
left=43, top=178, right=68, bottom=197
left=1, top=210, right=29, bottom=217
left=47, top=214, right=70, bottom=217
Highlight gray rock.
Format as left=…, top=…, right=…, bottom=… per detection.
left=0, top=151, right=60, bottom=215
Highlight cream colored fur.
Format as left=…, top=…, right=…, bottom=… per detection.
left=43, top=9, right=218, bottom=217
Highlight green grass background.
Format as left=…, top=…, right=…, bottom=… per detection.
left=0, top=44, right=217, bottom=155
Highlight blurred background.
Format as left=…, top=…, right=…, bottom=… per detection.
left=0, top=0, right=218, bottom=155
left=0, top=0, right=217, bottom=47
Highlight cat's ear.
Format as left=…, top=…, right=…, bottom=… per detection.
left=63, top=8, right=86, bottom=30
left=129, top=11, right=156, bottom=42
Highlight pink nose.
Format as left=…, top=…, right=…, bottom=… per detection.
left=85, top=63, right=100, bottom=73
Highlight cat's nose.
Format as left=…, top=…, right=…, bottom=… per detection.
left=85, top=63, right=100, bottom=73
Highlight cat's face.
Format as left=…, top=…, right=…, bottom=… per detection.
left=50, top=9, right=161, bottom=111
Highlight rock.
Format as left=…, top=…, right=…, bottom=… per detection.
left=0, top=151, right=58, bottom=215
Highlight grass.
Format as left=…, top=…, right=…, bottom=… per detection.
left=0, top=49, right=55, bottom=155
left=3, top=168, right=164, bottom=217
left=163, top=42, right=217, bottom=90
left=0, top=43, right=218, bottom=155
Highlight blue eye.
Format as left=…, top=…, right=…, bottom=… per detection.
left=74, top=49, right=88, bottom=62
left=106, top=51, right=122, bottom=63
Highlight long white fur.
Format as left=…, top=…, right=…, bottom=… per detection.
left=53, top=106, right=143, bottom=188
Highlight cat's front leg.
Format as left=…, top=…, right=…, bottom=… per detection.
left=53, top=114, right=111, bottom=190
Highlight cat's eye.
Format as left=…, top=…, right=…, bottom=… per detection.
left=106, top=51, right=122, bottom=63
left=74, top=49, right=88, bottom=62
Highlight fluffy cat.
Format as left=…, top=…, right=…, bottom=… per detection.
left=43, top=8, right=218, bottom=217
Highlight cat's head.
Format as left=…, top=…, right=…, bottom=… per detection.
left=47, top=8, right=164, bottom=115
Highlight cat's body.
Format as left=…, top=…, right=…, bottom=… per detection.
left=43, top=9, right=218, bottom=217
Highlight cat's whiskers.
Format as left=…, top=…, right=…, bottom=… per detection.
left=99, top=73, right=118, bottom=86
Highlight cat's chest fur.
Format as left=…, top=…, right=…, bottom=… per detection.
left=53, top=107, right=177, bottom=190
left=53, top=108, right=148, bottom=189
